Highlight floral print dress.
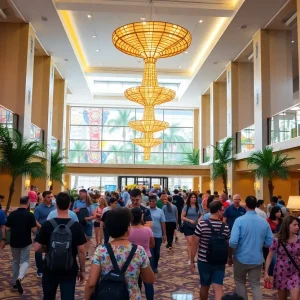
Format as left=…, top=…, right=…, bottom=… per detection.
left=92, top=244, right=150, bottom=299
left=270, top=236, right=300, bottom=290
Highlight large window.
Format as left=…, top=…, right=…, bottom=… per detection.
left=69, top=107, right=194, bottom=165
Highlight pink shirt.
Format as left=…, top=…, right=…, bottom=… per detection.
left=28, top=190, right=37, bottom=203
left=128, top=226, right=153, bottom=258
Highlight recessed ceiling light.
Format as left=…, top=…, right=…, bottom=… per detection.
left=87, top=14, right=92, bottom=18
left=185, top=51, right=188, bottom=54
left=199, top=20, right=203, bottom=23
left=41, top=16, right=48, bottom=22
left=240, top=24, right=247, bottom=29
left=178, top=65, right=182, bottom=69
left=292, top=40, right=295, bottom=43
left=64, top=58, right=68, bottom=62
left=141, top=17, right=145, bottom=21
left=96, top=49, right=100, bottom=52
left=213, top=61, right=218, bottom=64
left=142, top=21, right=147, bottom=25
left=92, top=35, right=97, bottom=38
left=99, top=63, right=103, bottom=66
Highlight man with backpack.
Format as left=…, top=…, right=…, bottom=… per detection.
left=34, top=192, right=87, bottom=300
left=190, top=200, right=231, bottom=300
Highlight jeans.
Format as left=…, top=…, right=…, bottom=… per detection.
left=11, top=245, right=31, bottom=283
left=35, top=251, right=44, bottom=274
left=138, top=276, right=154, bottom=300
left=150, top=237, right=162, bottom=270
left=165, top=222, right=176, bottom=247
left=233, top=258, right=262, bottom=300
left=42, top=265, right=78, bottom=300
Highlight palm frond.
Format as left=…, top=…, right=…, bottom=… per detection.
left=182, top=149, right=199, bottom=165
left=50, top=149, right=67, bottom=184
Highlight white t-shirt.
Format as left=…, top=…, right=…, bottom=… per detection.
left=255, top=207, right=267, bottom=220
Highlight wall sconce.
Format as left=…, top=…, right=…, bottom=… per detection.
left=254, top=181, right=260, bottom=192
left=63, top=181, right=67, bottom=187
left=25, top=179, right=30, bottom=189
left=48, top=180, right=52, bottom=188
left=227, top=182, right=231, bottom=190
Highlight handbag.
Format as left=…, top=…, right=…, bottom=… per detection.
left=279, top=241, right=300, bottom=274
left=180, top=206, right=190, bottom=233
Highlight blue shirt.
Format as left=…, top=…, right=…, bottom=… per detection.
left=0, top=209, right=6, bottom=226
left=122, top=191, right=130, bottom=206
left=73, top=200, right=95, bottom=225
left=34, top=203, right=56, bottom=226
left=223, top=205, right=246, bottom=230
left=162, top=204, right=177, bottom=223
left=47, top=209, right=79, bottom=222
left=150, top=207, right=166, bottom=238
left=229, top=211, right=273, bottom=265
left=202, top=213, right=211, bottom=220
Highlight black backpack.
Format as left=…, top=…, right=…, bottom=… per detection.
left=46, top=219, right=74, bottom=271
left=76, top=206, right=90, bottom=225
left=93, top=243, right=137, bottom=300
left=205, top=220, right=228, bottom=265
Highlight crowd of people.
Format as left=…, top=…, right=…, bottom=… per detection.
left=0, top=186, right=299, bottom=300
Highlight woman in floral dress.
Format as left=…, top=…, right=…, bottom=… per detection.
left=264, top=216, right=300, bottom=300
left=85, top=208, right=155, bottom=300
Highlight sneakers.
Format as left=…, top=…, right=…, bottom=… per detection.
left=16, top=279, right=23, bottom=294
left=168, top=246, right=172, bottom=251
left=153, top=268, right=158, bottom=274
left=36, top=272, right=43, bottom=278
left=85, top=253, right=90, bottom=260
left=12, top=284, right=17, bottom=290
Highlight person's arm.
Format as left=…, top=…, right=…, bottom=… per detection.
left=149, top=236, right=155, bottom=248
left=264, top=249, right=275, bottom=282
left=77, top=244, right=86, bottom=283
left=181, top=207, right=196, bottom=224
left=143, top=208, right=153, bottom=228
left=73, top=201, right=80, bottom=213
left=34, top=209, right=42, bottom=229
left=99, top=220, right=104, bottom=244
left=140, top=264, right=155, bottom=284
left=85, top=206, right=96, bottom=221
left=31, top=226, right=37, bottom=234
left=175, top=207, right=178, bottom=227
left=264, top=225, right=274, bottom=248
left=85, top=263, right=101, bottom=299
left=229, top=219, right=240, bottom=250
left=161, top=222, right=166, bottom=243
left=0, top=225, right=6, bottom=249
left=223, top=208, right=229, bottom=224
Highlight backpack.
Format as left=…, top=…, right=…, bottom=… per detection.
left=93, top=243, right=137, bottom=300
left=46, top=219, right=74, bottom=271
left=205, top=220, right=228, bottom=265
left=76, top=206, right=90, bottom=225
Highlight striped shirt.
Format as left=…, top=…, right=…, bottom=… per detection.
left=194, top=219, right=230, bottom=262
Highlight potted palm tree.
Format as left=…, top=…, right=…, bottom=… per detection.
left=50, top=149, right=67, bottom=191
left=247, top=147, right=294, bottom=199
left=0, top=126, right=47, bottom=214
left=183, top=148, right=200, bottom=165
left=211, top=137, right=235, bottom=195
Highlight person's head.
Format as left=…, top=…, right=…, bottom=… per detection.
left=270, top=206, right=283, bottom=221
left=278, top=195, right=282, bottom=200
left=0, top=195, right=4, bottom=202
left=99, top=197, right=107, bottom=208
left=173, top=189, right=179, bottom=195
left=105, top=208, right=131, bottom=238
left=186, top=192, right=199, bottom=210
left=232, top=194, right=241, bottom=207
left=206, top=190, right=211, bottom=195
left=213, top=191, right=218, bottom=196
left=56, top=192, right=71, bottom=211
left=131, top=207, right=143, bottom=225
left=167, top=195, right=173, bottom=203
left=160, top=193, right=167, bottom=202
left=20, top=196, right=30, bottom=207
left=210, top=200, right=225, bottom=218
left=149, top=195, right=157, bottom=209
left=30, top=185, right=34, bottom=191
left=219, top=193, right=228, bottom=202
left=109, top=197, right=118, bottom=209
left=79, top=189, right=93, bottom=205
left=130, top=188, right=142, bottom=207
left=42, top=191, right=53, bottom=205
left=277, top=216, right=299, bottom=242
left=278, top=200, right=286, bottom=206
left=256, top=199, right=264, bottom=210
left=245, top=195, right=257, bottom=210
left=207, top=195, right=215, bottom=209
left=270, top=196, right=278, bottom=205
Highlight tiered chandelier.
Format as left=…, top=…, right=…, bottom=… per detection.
left=112, top=21, right=191, bottom=160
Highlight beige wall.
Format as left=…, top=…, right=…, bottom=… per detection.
left=215, top=82, right=227, bottom=141
left=201, top=95, right=210, bottom=148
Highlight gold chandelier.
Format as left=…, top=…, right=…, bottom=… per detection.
left=112, top=21, right=191, bottom=160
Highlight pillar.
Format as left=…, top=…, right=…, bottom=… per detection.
left=0, top=23, right=36, bottom=206
left=31, top=56, right=55, bottom=191
left=200, top=94, right=210, bottom=164
left=253, top=29, right=293, bottom=200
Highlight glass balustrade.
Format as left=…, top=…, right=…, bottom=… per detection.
left=236, top=125, right=255, bottom=153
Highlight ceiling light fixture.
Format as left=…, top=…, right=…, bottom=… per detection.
left=64, top=58, right=68, bottom=62
left=199, top=20, right=203, bottom=23
left=87, top=14, right=92, bottom=18
left=41, top=16, right=48, bottom=22
left=141, top=17, right=145, bottom=21
left=93, top=35, right=97, bottom=38
left=96, top=49, right=100, bottom=52
left=178, top=65, right=182, bottom=68
left=240, top=24, right=247, bottom=29
left=112, top=21, right=192, bottom=160
left=185, top=51, right=188, bottom=54
left=292, top=40, right=295, bottom=43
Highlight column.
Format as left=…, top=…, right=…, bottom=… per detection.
left=253, top=29, right=293, bottom=199
left=200, top=94, right=210, bottom=164
left=0, top=23, right=36, bottom=206
left=31, top=56, right=55, bottom=191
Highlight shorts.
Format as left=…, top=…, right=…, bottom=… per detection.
left=94, top=221, right=100, bottom=228
left=30, top=202, right=37, bottom=209
left=197, top=261, right=225, bottom=286
left=82, top=222, right=93, bottom=238
left=183, top=223, right=196, bottom=236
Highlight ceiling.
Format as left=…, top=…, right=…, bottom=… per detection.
left=8, top=0, right=290, bottom=108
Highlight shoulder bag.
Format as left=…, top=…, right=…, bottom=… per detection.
left=179, top=206, right=189, bottom=233
left=279, top=240, right=300, bottom=274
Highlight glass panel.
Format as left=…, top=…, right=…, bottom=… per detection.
left=163, top=143, right=193, bottom=153
left=69, top=151, right=102, bottom=163
left=70, top=107, right=103, bottom=125
left=30, top=124, right=44, bottom=143
left=103, top=151, right=134, bottom=164
left=105, top=108, right=135, bottom=126
left=102, top=127, right=135, bottom=141
left=102, top=141, right=134, bottom=152
left=163, top=127, right=193, bottom=143
left=163, top=110, right=193, bottom=127
left=164, top=153, right=187, bottom=165
left=70, top=125, right=101, bottom=140
left=135, top=153, right=163, bottom=164
left=203, top=146, right=212, bottom=163
left=136, top=108, right=164, bottom=121
left=51, top=137, right=58, bottom=151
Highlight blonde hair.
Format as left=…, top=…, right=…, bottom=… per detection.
left=99, top=197, right=107, bottom=208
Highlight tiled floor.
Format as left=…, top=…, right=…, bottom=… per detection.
left=0, top=233, right=277, bottom=299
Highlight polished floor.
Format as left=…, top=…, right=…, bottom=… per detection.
left=0, top=233, right=276, bottom=299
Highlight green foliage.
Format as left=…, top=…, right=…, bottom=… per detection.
left=211, top=137, right=235, bottom=194
left=247, top=147, right=294, bottom=198
left=0, top=125, right=47, bottom=213
left=182, top=148, right=200, bottom=165
left=69, top=141, right=86, bottom=163
left=50, top=149, right=67, bottom=185
left=67, top=188, right=79, bottom=200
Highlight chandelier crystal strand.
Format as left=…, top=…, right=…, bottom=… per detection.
left=112, top=21, right=191, bottom=160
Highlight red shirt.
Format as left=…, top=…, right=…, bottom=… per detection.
left=222, top=201, right=230, bottom=209
left=28, top=190, right=37, bottom=203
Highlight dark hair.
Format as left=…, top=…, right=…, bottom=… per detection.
left=0, top=194, right=4, bottom=199
left=277, top=216, right=299, bottom=242
left=278, top=200, right=285, bottom=206
left=109, top=197, right=118, bottom=204
left=210, top=200, right=223, bottom=214
left=131, top=207, right=143, bottom=225
left=186, top=192, right=199, bottom=212
left=166, top=195, right=173, bottom=213
left=42, top=191, right=52, bottom=198
left=271, top=196, right=278, bottom=204
left=199, top=193, right=203, bottom=198
left=222, top=294, right=244, bottom=300
left=149, top=195, right=157, bottom=202
left=105, top=208, right=131, bottom=238
left=20, top=196, right=29, bottom=205
left=56, top=192, right=70, bottom=210
left=270, top=206, right=283, bottom=221
left=130, top=188, right=141, bottom=198
left=245, top=195, right=257, bottom=209
left=213, top=191, right=218, bottom=196
left=206, top=190, right=211, bottom=195
left=207, top=195, right=215, bottom=209
left=79, top=189, right=87, bottom=193
left=173, top=189, right=179, bottom=194
left=256, top=199, right=264, bottom=208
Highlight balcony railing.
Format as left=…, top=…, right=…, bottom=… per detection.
left=203, top=146, right=212, bottom=163
left=268, top=103, right=300, bottom=145
left=236, top=125, right=255, bottom=153
left=0, top=105, right=18, bottom=130
left=216, top=137, right=227, bottom=149
left=30, top=123, right=44, bottom=144
left=51, top=137, right=60, bottom=152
